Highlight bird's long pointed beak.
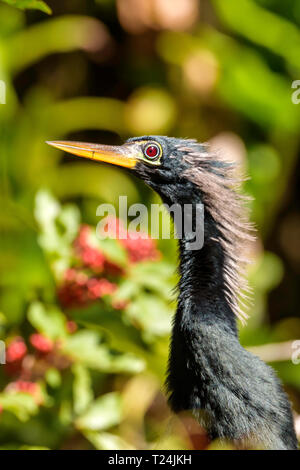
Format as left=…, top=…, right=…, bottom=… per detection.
left=46, top=140, right=139, bottom=169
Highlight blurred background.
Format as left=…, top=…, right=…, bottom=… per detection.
left=0, top=0, right=299, bottom=450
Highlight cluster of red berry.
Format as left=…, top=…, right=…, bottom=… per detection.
left=58, top=269, right=117, bottom=308
left=121, top=236, right=160, bottom=263
left=103, top=216, right=160, bottom=263
left=3, top=331, right=74, bottom=406
left=74, top=225, right=106, bottom=272
left=4, top=336, right=48, bottom=403
left=0, top=219, right=160, bottom=415
left=57, top=219, right=160, bottom=309
left=30, top=333, right=54, bottom=354
left=5, top=380, right=42, bottom=404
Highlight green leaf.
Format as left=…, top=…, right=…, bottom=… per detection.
left=63, top=330, right=108, bottom=369
left=108, top=353, right=145, bottom=374
left=34, top=189, right=61, bottom=229
left=113, top=279, right=139, bottom=302
left=43, top=163, right=138, bottom=207
left=249, top=252, right=284, bottom=292
left=27, top=301, right=67, bottom=340
left=272, top=361, right=300, bottom=389
left=45, top=368, right=61, bottom=388
left=1, top=0, right=52, bottom=14
left=130, top=261, right=175, bottom=301
left=213, top=0, right=300, bottom=70
left=72, top=364, right=93, bottom=416
left=126, top=295, right=172, bottom=338
left=93, top=237, right=128, bottom=268
left=35, top=189, right=80, bottom=258
left=0, top=393, right=39, bottom=421
left=75, top=392, right=122, bottom=431
left=4, top=16, right=110, bottom=79
left=34, top=190, right=80, bottom=280
left=83, top=431, right=135, bottom=450
left=59, top=400, right=73, bottom=427
left=70, top=304, right=166, bottom=378
left=58, top=204, right=81, bottom=244
left=63, top=330, right=145, bottom=374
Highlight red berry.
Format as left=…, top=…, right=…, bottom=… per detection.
left=6, top=381, right=42, bottom=404
left=7, top=380, right=37, bottom=395
left=74, top=225, right=105, bottom=272
left=102, top=217, right=160, bottom=263
left=30, top=334, right=53, bottom=354
left=64, top=268, right=77, bottom=281
left=6, top=338, right=27, bottom=363
left=74, top=225, right=91, bottom=247
left=58, top=268, right=117, bottom=308
left=87, top=278, right=116, bottom=299
left=98, top=278, right=117, bottom=296
left=102, top=216, right=128, bottom=239
left=121, top=235, right=160, bottom=263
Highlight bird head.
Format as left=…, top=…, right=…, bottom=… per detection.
left=46, top=135, right=253, bottom=320
left=46, top=136, right=208, bottom=205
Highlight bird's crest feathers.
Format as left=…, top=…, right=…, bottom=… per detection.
left=178, top=140, right=255, bottom=323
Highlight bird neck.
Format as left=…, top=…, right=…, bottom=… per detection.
left=167, top=189, right=239, bottom=333
left=166, top=196, right=243, bottom=416
left=177, top=228, right=238, bottom=334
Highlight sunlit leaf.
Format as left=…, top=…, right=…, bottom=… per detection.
left=213, top=0, right=300, bottom=70
left=5, top=17, right=110, bottom=74
left=34, top=189, right=61, bottom=230
left=63, top=329, right=145, bottom=373
left=45, top=368, right=61, bottom=388
left=249, top=252, right=284, bottom=292
left=130, top=261, right=175, bottom=301
left=0, top=392, right=39, bottom=421
left=72, top=363, right=93, bottom=416
left=1, top=0, right=51, bottom=15
left=75, top=392, right=122, bottom=431
left=92, top=237, right=128, bottom=268
left=27, top=301, right=67, bottom=340
left=83, top=431, right=135, bottom=450
left=114, top=279, right=140, bottom=302
left=126, top=295, right=172, bottom=339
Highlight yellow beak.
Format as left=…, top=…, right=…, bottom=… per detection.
left=46, top=140, right=139, bottom=169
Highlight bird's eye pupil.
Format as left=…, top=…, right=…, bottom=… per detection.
left=145, top=145, right=159, bottom=159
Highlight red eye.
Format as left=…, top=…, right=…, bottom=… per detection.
left=144, top=144, right=160, bottom=160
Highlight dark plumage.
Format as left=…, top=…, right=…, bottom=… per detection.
left=47, top=135, right=298, bottom=450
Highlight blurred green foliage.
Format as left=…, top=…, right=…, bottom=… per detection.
left=0, top=0, right=51, bottom=15
left=0, top=0, right=299, bottom=449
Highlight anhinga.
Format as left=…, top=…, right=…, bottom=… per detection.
left=47, top=136, right=298, bottom=450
